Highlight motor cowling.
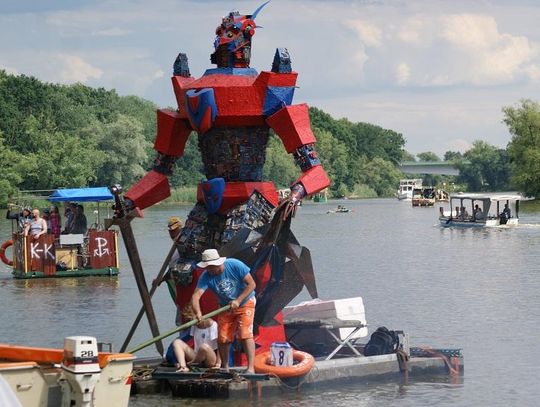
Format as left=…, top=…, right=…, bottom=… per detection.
left=61, top=336, right=101, bottom=407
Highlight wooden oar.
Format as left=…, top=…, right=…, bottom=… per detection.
left=120, top=240, right=179, bottom=352
left=127, top=305, right=231, bottom=354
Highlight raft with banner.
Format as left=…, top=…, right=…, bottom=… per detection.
left=3, top=187, right=120, bottom=279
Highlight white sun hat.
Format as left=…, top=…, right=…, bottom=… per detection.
left=197, top=249, right=226, bottom=268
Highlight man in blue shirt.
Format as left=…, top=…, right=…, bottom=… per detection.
left=191, top=248, right=257, bottom=372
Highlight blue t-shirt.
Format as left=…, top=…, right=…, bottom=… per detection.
left=197, top=258, right=255, bottom=306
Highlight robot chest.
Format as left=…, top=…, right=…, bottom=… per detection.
left=184, top=85, right=265, bottom=133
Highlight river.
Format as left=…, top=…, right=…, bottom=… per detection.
left=2, top=198, right=540, bottom=406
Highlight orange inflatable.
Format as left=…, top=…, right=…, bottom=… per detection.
left=0, top=239, right=13, bottom=266
left=254, top=350, right=315, bottom=378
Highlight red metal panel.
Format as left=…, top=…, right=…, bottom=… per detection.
left=293, top=165, right=331, bottom=196
left=171, top=75, right=196, bottom=116
left=254, top=71, right=298, bottom=87
left=125, top=170, right=171, bottom=211
left=88, top=231, right=117, bottom=269
left=266, top=104, right=317, bottom=153
left=153, top=109, right=192, bottom=156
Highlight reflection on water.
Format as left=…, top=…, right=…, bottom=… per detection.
left=2, top=200, right=540, bottom=406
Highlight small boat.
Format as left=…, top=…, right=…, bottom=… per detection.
left=0, top=336, right=134, bottom=407
left=327, top=205, right=351, bottom=214
left=439, top=192, right=530, bottom=227
left=412, top=186, right=436, bottom=207
left=396, top=179, right=422, bottom=200
left=2, top=187, right=120, bottom=279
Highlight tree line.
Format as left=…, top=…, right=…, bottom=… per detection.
left=1, top=70, right=539, bottom=205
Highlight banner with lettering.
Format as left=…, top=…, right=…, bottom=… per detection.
left=26, top=235, right=56, bottom=275
left=88, top=231, right=117, bottom=269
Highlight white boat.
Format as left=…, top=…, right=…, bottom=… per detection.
left=0, top=336, right=134, bottom=407
left=438, top=192, right=530, bottom=227
left=396, top=179, right=422, bottom=200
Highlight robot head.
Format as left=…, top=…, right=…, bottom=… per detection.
left=210, top=1, right=269, bottom=68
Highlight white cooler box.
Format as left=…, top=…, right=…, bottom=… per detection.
left=283, top=297, right=368, bottom=339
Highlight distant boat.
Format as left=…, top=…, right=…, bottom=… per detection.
left=396, top=179, right=422, bottom=200
left=327, top=205, right=352, bottom=214
left=439, top=192, right=531, bottom=227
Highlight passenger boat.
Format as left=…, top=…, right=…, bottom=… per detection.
left=0, top=336, right=134, bottom=407
left=1, top=187, right=120, bottom=279
left=396, top=179, right=422, bottom=200
left=412, top=186, right=436, bottom=206
left=438, top=192, right=529, bottom=227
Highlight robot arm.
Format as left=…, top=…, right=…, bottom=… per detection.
left=125, top=109, right=193, bottom=211
left=266, top=103, right=331, bottom=203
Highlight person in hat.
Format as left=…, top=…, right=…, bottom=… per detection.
left=6, top=205, right=32, bottom=233
left=191, top=248, right=256, bottom=373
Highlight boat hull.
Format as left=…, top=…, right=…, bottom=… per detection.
left=12, top=267, right=119, bottom=279
left=0, top=344, right=134, bottom=407
left=439, top=217, right=519, bottom=228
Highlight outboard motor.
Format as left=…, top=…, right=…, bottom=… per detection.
left=61, top=336, right=101, bottom=407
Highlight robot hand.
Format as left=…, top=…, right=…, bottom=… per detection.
left=109, top=184, right=138, bottom=219
left=278, top=184, right=305, bottom=221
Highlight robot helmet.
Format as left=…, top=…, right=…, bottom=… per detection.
left=211, top=1, right=269, bottom=68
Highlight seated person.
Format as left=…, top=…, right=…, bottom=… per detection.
left=474, top=204, right=484, bottom=220
left=165, top=305, right=220, bottom=372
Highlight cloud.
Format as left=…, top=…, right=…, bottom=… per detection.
left=395, top=63, right=411, bottom=85
left=344, top=19, right=382, bottom=47
left=439, top=14, right=538, bottom=85
left=92, top=27, right=132, bottom=37
left=56, top=55, right=103, bottom=83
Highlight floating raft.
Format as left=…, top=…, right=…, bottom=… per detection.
left=131, top=348, right=463, bottom=400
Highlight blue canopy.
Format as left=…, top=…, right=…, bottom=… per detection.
left=48, top=187, right=114, bottom=202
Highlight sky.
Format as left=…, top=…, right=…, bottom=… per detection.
left=1, top=0, right=540, bottom=156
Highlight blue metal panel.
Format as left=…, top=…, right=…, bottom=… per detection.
left=263, top=86, right=295, bottom=116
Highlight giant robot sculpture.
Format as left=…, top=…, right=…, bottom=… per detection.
left=124, top=3, right=330, bottom=356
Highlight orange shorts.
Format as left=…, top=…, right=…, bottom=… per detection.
left=217, top=297, right=256, bottom=343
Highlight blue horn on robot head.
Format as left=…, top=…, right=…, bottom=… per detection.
left=250, top=0, right=270, bottom=21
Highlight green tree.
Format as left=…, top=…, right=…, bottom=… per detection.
left=313, top=128, right=349, bottom=194
left=357, top=156, right=401, bottom=197
left=416, top=152, right=441, bottom=162
left=444, top=151, right=462, bottom=161
left=262, top=134, right=298, bottom=188
left=96, top=115, right=150, bottom=188
left=503, top=99, right=540, bottom=196
left=457, top=140, right=509, bottom=191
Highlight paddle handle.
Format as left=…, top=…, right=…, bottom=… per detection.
left=127, top=305, right=231, bottom=354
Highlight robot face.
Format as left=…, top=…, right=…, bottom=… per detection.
left=210, top=2, right=269, bottom=68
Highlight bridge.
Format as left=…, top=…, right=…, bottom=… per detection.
left=399, top=161, right=468, bottom=176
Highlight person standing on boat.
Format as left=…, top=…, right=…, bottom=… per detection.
left=49, top=205, right=61, bottom=238
left=503, top=203, right=511, bottom=219
left=23, top=209, right=48, bottom=239
left=191, top=249, right=257, bottom=373
left=6, top=205, right=32, bottom=233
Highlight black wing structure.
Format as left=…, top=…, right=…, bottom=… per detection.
left=220, top=205, right=318, bottom=327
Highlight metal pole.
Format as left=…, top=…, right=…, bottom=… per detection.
left=128, top=305, right=231, bottom=354
left=106, top=217, right=164, bottom=356
left=120, top=241, right=178, bottom=352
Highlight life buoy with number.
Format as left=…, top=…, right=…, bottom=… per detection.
left=0, top=240, right=13, bottom=266
left=254, top=350, right=315, bottom=378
